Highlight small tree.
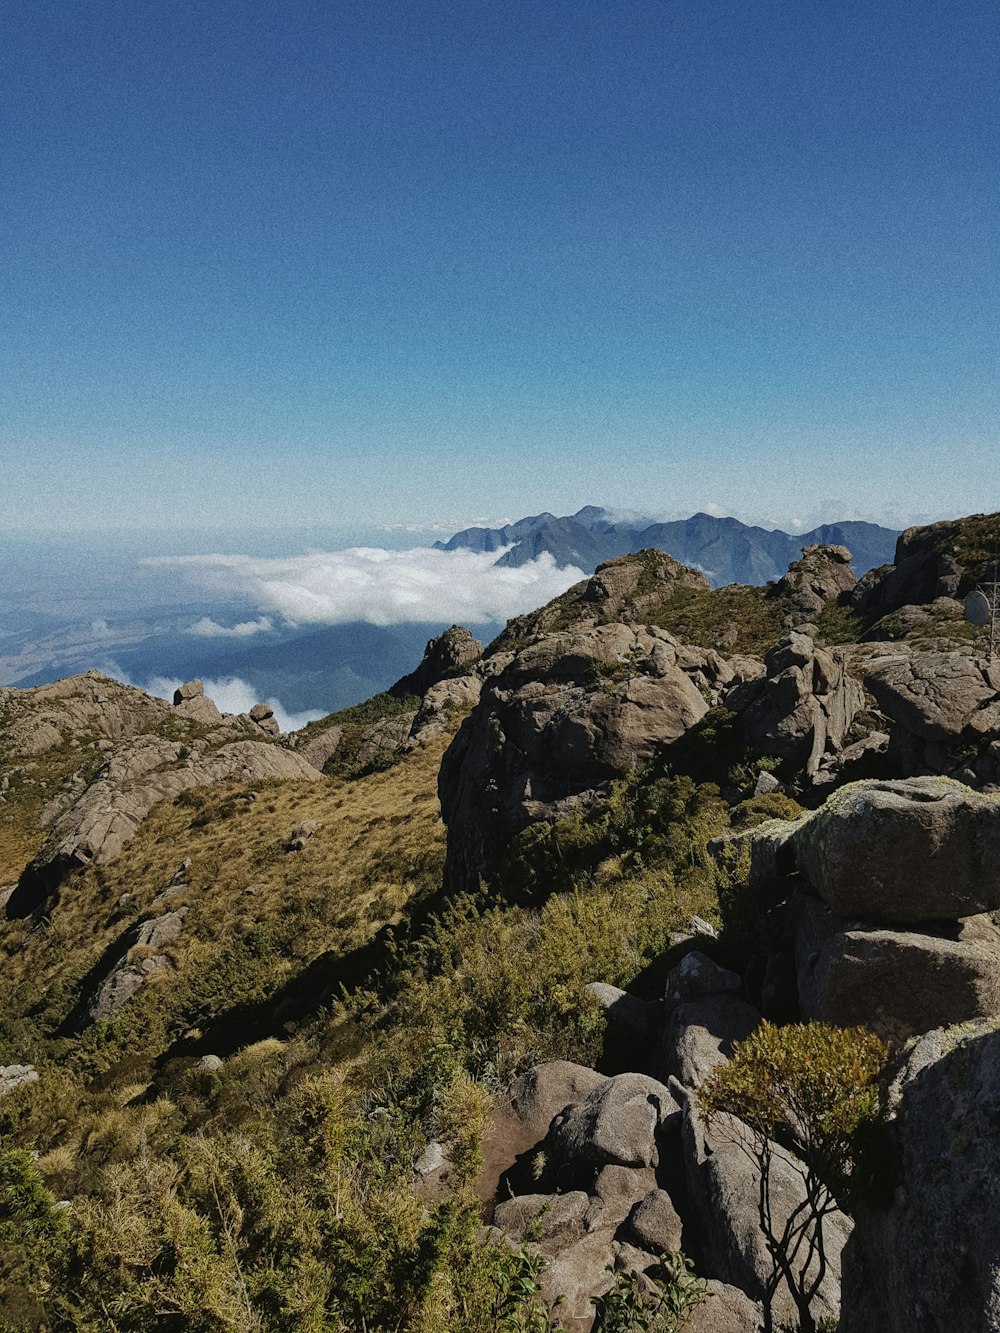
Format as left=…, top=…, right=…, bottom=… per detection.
left=700, top=1021, right=887, bottom=1333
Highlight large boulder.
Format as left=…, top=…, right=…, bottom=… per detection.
left=726, top=630, right=866, bottom=780
left=683, top=1097, right=850, bottom=1328
left=795, top=898, right=1000, bottom=1043
left=82, top=908, right=188, bottom=1026
left=546, top=1073, right=679, bottom=1176
left=478, top=1062, right=607, bottom=1202
left=840, top=1020, right=1000, bottom=1333
left=664, top=995, right=761, bottom=1090
left=774, top=544, right=857, bottom=623
left=864, top=651, right=999, bottom=743
left=440, top=623, right=720, bottom=887
left=792, top=777, right=1000, bottom=922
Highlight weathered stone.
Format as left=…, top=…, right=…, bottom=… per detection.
left=683, top=1098, right=849, bottom=1328
left=796, top=897, right=1000, bottom=1043
left=584, top=1164, right=659, bottom=1231
left=196, top=1054, right=223, bottom=1073
left=623, top=1188, right=683, bottom=1255
left=793, top=776, right=1000, bottom=922
left=440, top=619, right=717, bottom=888
left=547, top=1073, right=678, bottom=1172
left=537, top=1230, right=618, bottom=1332
left=479, top=1062, right=608, bottom=1203
left=664, top=995, right=760, bottom=1089
left=864, top=651, right=998, bottom=742
left=840, top=1020, right=1000, bottom=1333
left=585, top=983, right=658, bottom=1071
left=665, top=951, right=742, bottom=1005
left=774, top=544, right=857, bottom=622
left=392, top=625, right=483, bottom=697
left=0, top=1065, right=39, bottom=1096
left=493, top=1190, right=589, bottom=1246
left=686, top=1280, right=763, bottom=1333
left=729, top=631, right=866, bottom=779
left=82, top=909, right=188, bottom=1025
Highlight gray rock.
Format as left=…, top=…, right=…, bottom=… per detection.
left=547, top=1073, right=678, bottom=1172
left=288, top=820, right=319, bottom=851
left=864, top=650, right=998, bottom=742
left=793, top=776, right=1000, bottom=922
left=392, top=625, right=484, bottom=697
left=683, top=1098, right=849, bottom=1329
left=774, top=544, right=857, bottom=622
left=196, top=1054, right=223, bottom=1073
left=480, top=1062, right=609, bottom=1200
left=584, top=1164, right=659, bottom=1231
left=414, top=1141, right=449, bottom=1176
left=665, top=951, right=742, bottom=1005
left=440, top=608, right=724, bottom=888
left=585, top=983, right=658, bottom=1070
left=623, top=1189, right=683, bottom=1254
left=493, top=1190, right=589, bottom=1246
left=537, top=1230, right=618, bottom=1332
left=0, top=1064, right=39, bottom=1096
left=687, top=1280, right=764, bottom=1333
left=664, top=994, right=760, bottom=1090
left=840, top=1020, right=1000, bottom=1333
left=728, top=630, right=865, bottom=779
left=796, top=897, right=1000, bottom=1043
left=754, top=769, right=782, bottom=796
left=83, top=909, right=187, bottom=1025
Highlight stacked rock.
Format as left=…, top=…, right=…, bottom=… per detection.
left=731, top=776, right=1000, bottom=1045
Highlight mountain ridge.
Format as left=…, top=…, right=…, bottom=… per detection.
left=435, top=505, right=899, bottom=586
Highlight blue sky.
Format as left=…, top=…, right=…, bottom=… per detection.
left=3, top=0, right=998, bottom=535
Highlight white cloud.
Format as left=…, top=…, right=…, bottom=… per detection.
left=142, top=546, right=584, bottom=628
left=186, top=615, right=274, bottom=638
left=143, top=674, right=323, bottom=733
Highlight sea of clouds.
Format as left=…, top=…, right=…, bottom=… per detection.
left=144, top=546, right=583, bottom=629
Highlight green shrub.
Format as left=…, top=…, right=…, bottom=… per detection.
left=701, top=1021, right=888, bottom=1332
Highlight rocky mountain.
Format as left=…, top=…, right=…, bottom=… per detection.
left=435, top=505, right=900, bottom=586
left=2, top=511, right=1000, bottom=1331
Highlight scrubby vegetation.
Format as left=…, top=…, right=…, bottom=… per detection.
left=0, top=706, right=740, bottom=1331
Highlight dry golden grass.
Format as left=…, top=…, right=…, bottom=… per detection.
left=0, top=731, right=453, bottom=1051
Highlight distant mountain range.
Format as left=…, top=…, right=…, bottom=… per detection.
left=435, top=506, right=900, bottom=586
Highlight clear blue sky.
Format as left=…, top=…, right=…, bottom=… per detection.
left=3, top=0, right=998, bottom=535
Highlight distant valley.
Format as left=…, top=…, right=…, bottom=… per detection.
left=1, top=507, right=900, bottom=716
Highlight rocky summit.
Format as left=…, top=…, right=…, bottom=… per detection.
left=2, top=512, right=1000, bottom=1332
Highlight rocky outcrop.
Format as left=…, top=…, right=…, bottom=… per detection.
left=391, top=625, right=483, bottom=697
left=8, top=736, right=323, bottom=916
left=440, top=623, right=731, bottom=887
left=795, top=898, right=1000, bottom=1045
left=792, top=777, right=1000, bottom=922
left=0, top=1065, right=39, bottom=1097
left=172, top=679, right=224, bottom=726
left=0, top=672, right=171, bottom=758
left=840, top=1019, right=1000, bottom=1333
left=490, top=551, right=712, bottom=655
left=682, top=1097, right=850, bottom=1329
left=853, top=512, right=999, bottom=619
left=773, top=544, right=857, bottom=623
left=82, top=909, right=188, bottom=1025
left=726, top=629, right=866, bottom=781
